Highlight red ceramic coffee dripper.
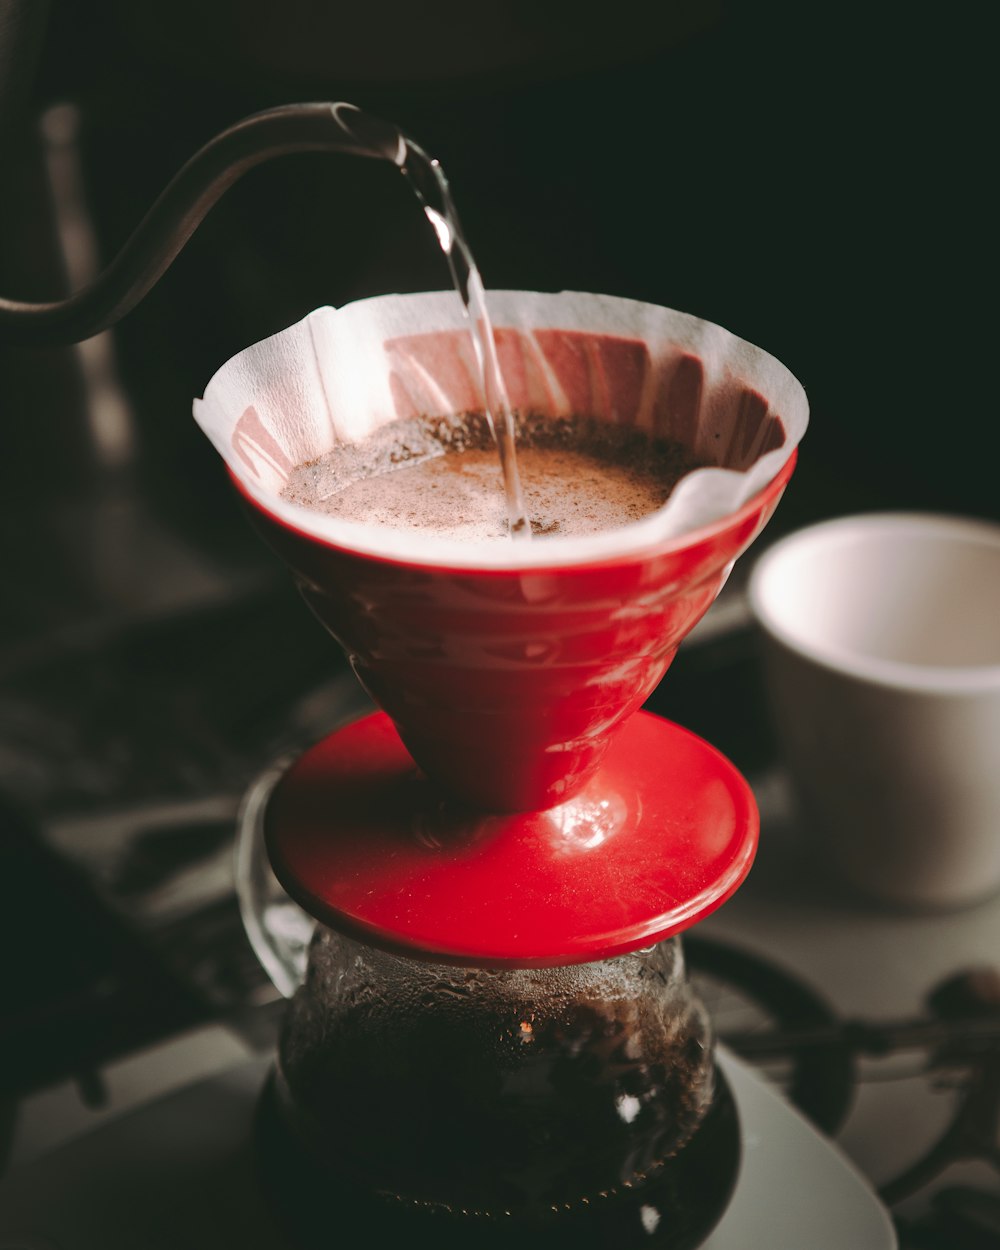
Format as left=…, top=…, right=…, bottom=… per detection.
left=234, top=450, right=794, bottom=815
left=204, top=296, right=806, bottom=967
left=217, top=296, right=799, bottom=816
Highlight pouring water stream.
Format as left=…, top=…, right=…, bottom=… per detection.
left=333, top=102, right=532, bottom=539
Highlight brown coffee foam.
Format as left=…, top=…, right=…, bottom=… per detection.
left=281, top=413, right=707, bottom=541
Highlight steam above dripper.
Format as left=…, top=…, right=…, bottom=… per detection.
left=196, top=291, right=806, bottom=813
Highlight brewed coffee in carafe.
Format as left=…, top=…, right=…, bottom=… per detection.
left=255, top=926, right=741, bottom=1248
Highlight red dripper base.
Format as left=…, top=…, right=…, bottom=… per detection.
left=265, top=709, right=758, bottom=967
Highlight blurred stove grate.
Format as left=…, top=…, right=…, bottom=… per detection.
left=0, top=794, right=209, bottom=1100
left=687, top=937, right=1000, bottom=1249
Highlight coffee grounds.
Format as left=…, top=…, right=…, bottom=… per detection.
left=280, top=413, right=706, bottom=540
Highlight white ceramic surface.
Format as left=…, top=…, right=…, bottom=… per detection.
left=748, top=513, right=1000, bottom=907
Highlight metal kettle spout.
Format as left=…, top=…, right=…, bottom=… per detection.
left=0, top=101, right=405, bottom=346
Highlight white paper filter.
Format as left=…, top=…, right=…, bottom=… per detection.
left=193, top=290, right=808, bottom=567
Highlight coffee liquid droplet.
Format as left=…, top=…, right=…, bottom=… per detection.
left=330, top=102, right=531, bottom=540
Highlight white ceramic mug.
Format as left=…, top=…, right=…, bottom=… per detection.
left=747, top=513, right=1000, bottom=908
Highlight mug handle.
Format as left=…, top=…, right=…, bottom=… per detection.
left=234, top=759, right=315, bottom=999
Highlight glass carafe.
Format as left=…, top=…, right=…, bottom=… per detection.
left=237, top=768, right=739, bottom=1248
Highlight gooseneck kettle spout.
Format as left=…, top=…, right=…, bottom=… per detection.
left=0, top=102, right=406, bottom=346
